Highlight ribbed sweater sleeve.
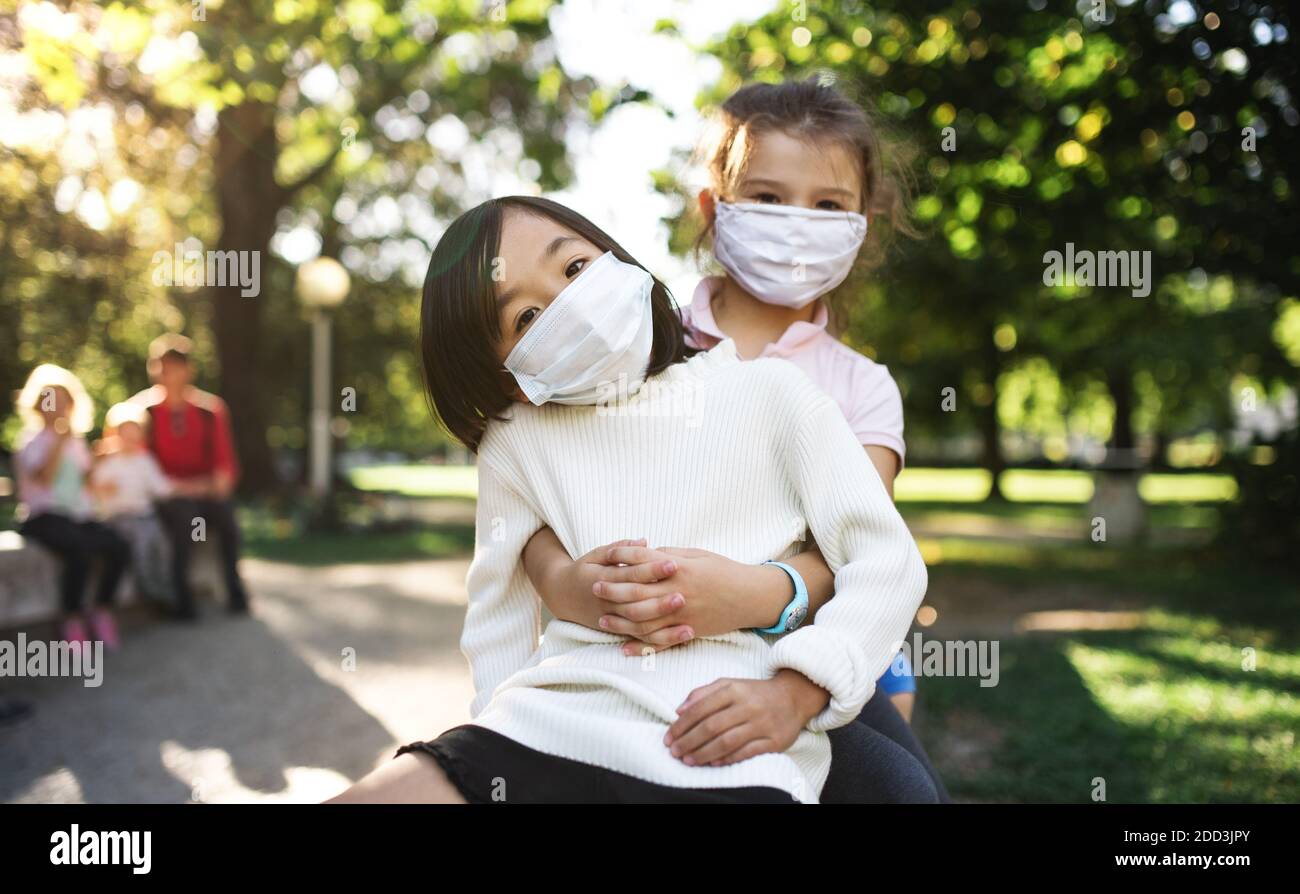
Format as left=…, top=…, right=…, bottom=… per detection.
left=461, top=450, right=546, bottom=718
left=765, top=391, right=929, bottom=733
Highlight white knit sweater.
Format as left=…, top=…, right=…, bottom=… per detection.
left=460, top=339, right=928, bottom=802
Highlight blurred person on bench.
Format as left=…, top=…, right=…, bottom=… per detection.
left=13, top=364, right=129, bottom=650
left=129, top=334, right=251, bottom=619
left=91, top=402, right=175, bottom=609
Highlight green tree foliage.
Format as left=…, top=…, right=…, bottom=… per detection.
left=2, top=0, right=602, bottom=488
left=677, top=0, right=1298, bottom=494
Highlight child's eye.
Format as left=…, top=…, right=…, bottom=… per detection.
left=564, top=258, right=587, bottom=279
left=753, top=193, right=781, bottom=204
left=515, top=307, right=539, bottom=334
left=817, top=200, right=844, bottom=210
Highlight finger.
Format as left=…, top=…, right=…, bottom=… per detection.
left=670, top=707, right=750, bottom=764
left=690, top=721, right=766, bottom=767
left=594, top=579, right=677, bottom=605
left=665, top=681, right=734, bottom=744
left=603, top=546, right=669, bottom=567
left=597, top=613, right=659, bottom=637
left=592, top=559, right=676, bottom=587
left=596, top=538, right=646, bottom=554
left=597, top=603, right=680, bottom=637
left=620, top=637, right=687, bottom=658
left=621, top=626, right=694, bottom=655
left=708, top=737, right=780, bottom=767
left=599, top=591, right=683, bottom=624
left=620, top=641, right=664, bottom=658
left=675, top=678, right=732, bottom=717
left=592, top=581, right=656, bottom=606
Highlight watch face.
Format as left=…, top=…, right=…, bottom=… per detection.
left=785, top=605, right=808, bottom=632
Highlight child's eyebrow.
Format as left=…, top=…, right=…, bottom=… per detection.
left=819, top=186, right=859, bottom=200
left=741, top=177, right=857, bottom=200
left=738, top=177, right=785, bottom=192
left=496, top=236, right=582, bottom=310
left=541, top=235, right=581, bottom=259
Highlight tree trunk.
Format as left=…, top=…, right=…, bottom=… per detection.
left=211, top=100, right=281, bottom=494
left=979, top=332, right=1006, bottom=500
left=1152, top=426, right=1172, bottom=470
left=1106, top=367, right=1136, bottom=453
left=1093, top=367, right=1145, bottom=540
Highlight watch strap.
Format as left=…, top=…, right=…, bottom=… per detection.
left=756, top=560, right=810, bottom=634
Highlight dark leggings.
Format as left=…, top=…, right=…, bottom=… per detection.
left=155, top=497, right=248, bottom=613
left=821, top=688, right=951, bottom=804
left=20, top=512, right=130, bottom=616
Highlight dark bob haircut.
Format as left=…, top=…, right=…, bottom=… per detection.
left=420, top=196, right=693, bottom=451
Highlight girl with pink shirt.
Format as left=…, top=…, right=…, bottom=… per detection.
left=521, top=79, right=946, bottom=802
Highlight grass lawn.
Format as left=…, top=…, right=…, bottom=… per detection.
left=921, top=622, right=1300, bottom=803
left=348, top=464, right=480, bottom=499
left=918, top=540, right=1299, bottom=803
left=895, top=467, right=1237, bottom=504
left=242, top=525, right=474, bottom=565
left=349, top=463, right=1239, bottom=506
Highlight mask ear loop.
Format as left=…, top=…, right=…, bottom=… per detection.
left=848, top=212, right=869, bottom=240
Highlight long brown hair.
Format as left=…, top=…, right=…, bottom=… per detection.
left=420, top=196, right=692, bottom=451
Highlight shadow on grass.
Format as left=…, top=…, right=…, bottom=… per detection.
left=925, top=540, right=1300, bottom=646
left=925, top=629, right=1299, bottom=803
left=917, top=534, right=1299, bottom=803
left=1117, top=631, right=1300, bottom=695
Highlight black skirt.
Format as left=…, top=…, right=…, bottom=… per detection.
left=396, top=725, right=799, bottom=804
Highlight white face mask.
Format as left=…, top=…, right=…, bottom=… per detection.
left=712, top=201, right=868, bottom=308
left=504, top=251, right=656, bottom=406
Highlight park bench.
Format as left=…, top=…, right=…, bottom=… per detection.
left=0, top=529, right=227, bottom=633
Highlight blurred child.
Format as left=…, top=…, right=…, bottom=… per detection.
left=91, top=402, right=174, bottom=607
left=14, top=364, right=129, bottom=650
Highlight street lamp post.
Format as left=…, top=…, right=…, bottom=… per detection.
left=295, top=257, right=351, bottom=505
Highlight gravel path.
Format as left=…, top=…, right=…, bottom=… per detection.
left=0, top=557, right=474, bottom=804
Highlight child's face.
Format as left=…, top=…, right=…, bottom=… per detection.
left=729, top=129, right=865, bottom=214
left=492, top=210, right=604, bottom=399
left=37, top=385, right=72, bottom=425
left=117, top=421, right=145, bottom=449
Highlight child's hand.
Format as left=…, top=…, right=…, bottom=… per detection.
left=549, top=538, right=683, bottom=633
left=599, top=544, right=790, bottom=655
left=663, top=670, right=830, bottom=768
left=588, top=540, right=690, bottom=649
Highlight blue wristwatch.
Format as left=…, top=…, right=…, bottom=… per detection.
left=756, top=561, right=809, bottom=634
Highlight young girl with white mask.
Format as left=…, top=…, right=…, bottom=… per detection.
left=329, top=196, right=931, bottom=804
left=519, top=79, right=948, bottom=803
